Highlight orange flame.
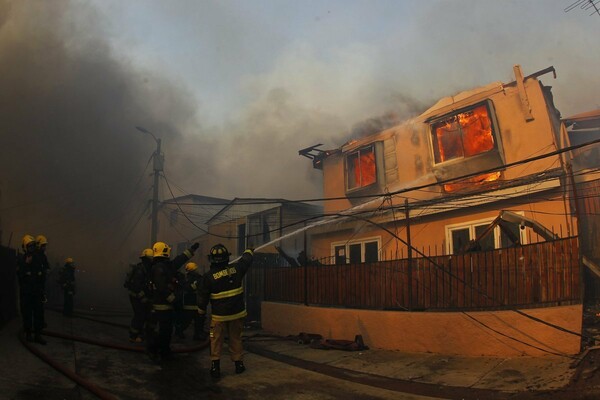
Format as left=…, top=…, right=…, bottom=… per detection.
left=443, top=171, right=501, bottom=192
left=433, top=104, right=494, bottom=163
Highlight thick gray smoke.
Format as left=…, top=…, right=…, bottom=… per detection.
left=0, top=1, right=211, bottom=308
left=0, top=1, right=352, bottom=308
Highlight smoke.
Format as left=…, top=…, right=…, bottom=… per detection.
left=0, top=1, right=211, bottom=308
left=0, top=1, right=350, bottom=307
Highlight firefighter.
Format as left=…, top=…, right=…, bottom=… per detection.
left=145, top=241, right=199, bottom=362
left=16, top=234, right=47, bottom=344
left=35, top=235, right=50, bottom=328
left=173, top=267, right=186, bottom=339
left=124, top=248, right=153, bottom=342
left=198, top=244, right=253, bottom=379
left=59, top=258, right=76, bottom=316
left=181, top=262, right=207, bottom=341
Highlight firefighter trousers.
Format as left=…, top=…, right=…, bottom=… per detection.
left=146, top=309, right=173, bottom=356
left=210, top=317, right=244, bottom=361
left=129, top=297, right=149, bottom=339
left=63, top=289, right=74, bottom=316
left=20, top=292, right=44, bottom=334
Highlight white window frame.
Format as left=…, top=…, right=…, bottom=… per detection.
left=445, top=213, right=527, bottom=255
left=331, top=236, right=381, bottom=264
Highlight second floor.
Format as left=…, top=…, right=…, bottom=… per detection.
left=307, top=65, right=567, bottom=214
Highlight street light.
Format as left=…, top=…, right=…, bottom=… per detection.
left=136, top=126, right=163, bottom=246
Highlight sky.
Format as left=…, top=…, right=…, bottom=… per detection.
left=0, top=0, right=598, bottom=306
left=83, top=0, right=600, bottom=198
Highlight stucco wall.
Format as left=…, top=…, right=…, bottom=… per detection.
left=262, top=301, right=582, bottom=357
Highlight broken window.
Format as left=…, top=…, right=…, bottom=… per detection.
left=431, top=104, right=496, bottom=164
left=347, top=145, right=377, bottom=191
left=446, top=217, right=526, bottom=254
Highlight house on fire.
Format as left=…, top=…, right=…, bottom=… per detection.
left=259, top=65, right=589, bottom=357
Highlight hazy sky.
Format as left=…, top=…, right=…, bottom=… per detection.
left=88, top=0, right=599, bottom=126
left=0, top=0, right=598, bottom=289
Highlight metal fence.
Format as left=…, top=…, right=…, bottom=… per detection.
left=246, top=237, right=581, bottom=312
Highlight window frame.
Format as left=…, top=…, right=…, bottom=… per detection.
left=330, top=237, right=381, bottom=264
left=344, top=142, right=385, bottom=195
left=445, top=213, right=527, bottom=255
left=429, top=100, right=500, bottom=166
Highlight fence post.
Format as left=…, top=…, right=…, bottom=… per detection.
left=304, top=221, right=308, bottom=306
left=405, top=198, right=412, bottom=311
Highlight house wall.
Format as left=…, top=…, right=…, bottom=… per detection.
left=322, top=78, right=563, bottom=214
left=311, top=197, right=575, bottom=261
left=262, top=301, right=582, bottom=357
left=207, top=217, right=246, bottom=258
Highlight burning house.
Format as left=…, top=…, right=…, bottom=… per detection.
left=300, top=65, right=573, bottom=261
left=258, top=65, right=589, bottom=357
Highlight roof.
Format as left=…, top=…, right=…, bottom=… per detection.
left=563, top=109, right=600, bottom=131
left=206, top=197, right=290, bottom=225
left=161, top=194, right=230, bottom=205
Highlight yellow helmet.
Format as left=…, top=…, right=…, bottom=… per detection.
left=140, top=248, right=154, bottom=259
left=36, top=235, right=48, bottom=248
left=152, top=242, right=171, bottom=258
left=22, top=235, right=36, bottom=251
left=65, top=257, right=74, bottom=264
left=185, top=262, right=198, bottom=272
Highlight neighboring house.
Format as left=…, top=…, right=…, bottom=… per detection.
left=157, top=194, right=230, bottom=256
left=565, top=109, right=600, bottom=300
left=194, top=197, right=323, bottom=265
left=304, top=65, right=576, bottom=263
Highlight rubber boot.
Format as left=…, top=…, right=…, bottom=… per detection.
left=235, top=360, right=246, bottom=374
left=210, top=360, right=221, bottom=379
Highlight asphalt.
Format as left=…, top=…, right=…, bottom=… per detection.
left=1, top=308, right=596, bottom=400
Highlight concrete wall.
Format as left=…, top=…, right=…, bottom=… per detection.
left=262, top=301, right=582, bottom=357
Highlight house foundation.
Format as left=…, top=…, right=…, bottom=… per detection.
left=261, top=301, right=582, bottom=357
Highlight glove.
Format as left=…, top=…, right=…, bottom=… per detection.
left=191, top=242, right=200, bottom=251
left=166, top=293, right=176, bottom=303
left=42, top=294, right=48, bottom=304
left=197, top=308, right=206, bottom=315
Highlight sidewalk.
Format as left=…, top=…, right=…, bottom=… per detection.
left=243, top=330, right=584, bottom=398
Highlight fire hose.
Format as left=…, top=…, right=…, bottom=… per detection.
left=20, top=311, right=209, bottom=399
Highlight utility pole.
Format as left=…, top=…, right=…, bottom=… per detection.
left=136, top=126, right=163, bottom=246
left=151, top=138, right=163, bottom=246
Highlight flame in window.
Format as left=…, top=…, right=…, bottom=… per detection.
left=433, top=104, right=495, bottom=163
left=347, top=146, right=376, bottom=190
left=443, top=171, right=501, bottom=192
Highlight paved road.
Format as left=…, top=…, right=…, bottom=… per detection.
left=1, top=313, right=437, bottom=400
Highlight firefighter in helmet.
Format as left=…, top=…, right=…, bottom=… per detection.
left=35, top=235, right=50, bottom=328
left=198, top=243, right=253, bottom=379
left=124, top=248, right=153, bottom=342
left=59, top=258, right=76, bottom=316
left=16, top=234, right=47, bottom=344
left=180, top=262, right=207, bottom=340
left=145, top=241, right=199, bottom=362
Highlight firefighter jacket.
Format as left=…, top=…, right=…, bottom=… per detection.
left=198, top=249, right=253, bottom=322
left=36, top=250, right=50, bottom=286
left=148, top=249, right=194, bottom=311
left=124, top=259, right=151, bottom=300
left=16, top=251, right=46, bottom=295
left=183, top=270, right=203, bottom=309
left=59, top=265, right=76, bottom=293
